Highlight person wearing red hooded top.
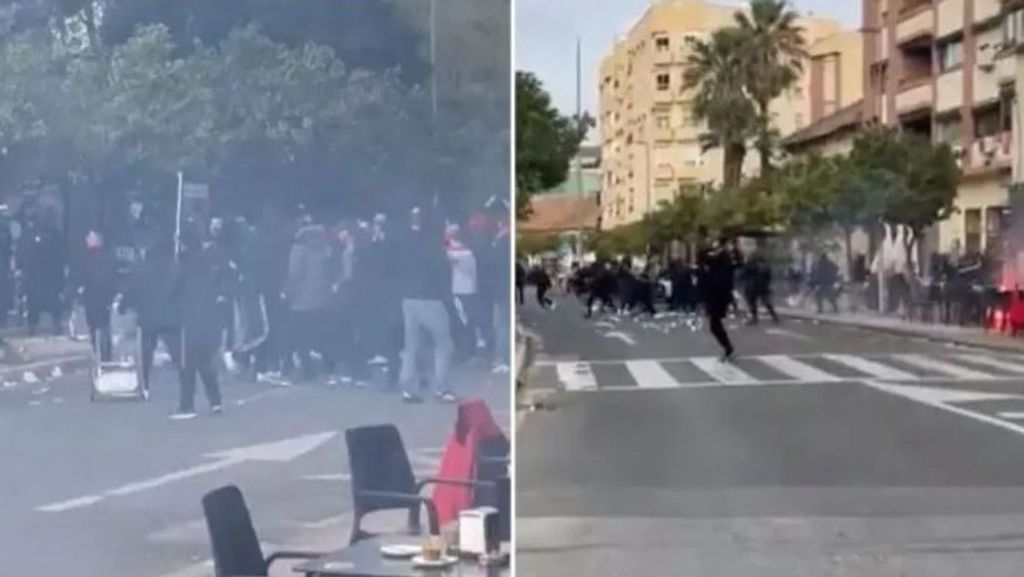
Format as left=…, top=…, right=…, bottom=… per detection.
left=77, top=230, right=117, bottom=362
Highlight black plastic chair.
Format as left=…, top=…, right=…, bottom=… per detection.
left=346, top=424, right=494, bottom=544
left=202, top=485, right=322, bottom=577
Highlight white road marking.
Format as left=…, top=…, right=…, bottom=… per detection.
left=37, top=432, right=337, bottom=513
left=956, top=354, right=1024, bottom=375
left=625, top=360, right=680, bottom=389
left=758, top=355, right=840, bottom=383
left=556, top=362, right=597, bottom=391
left=594, top=321, right=616, bottom=329
left=863, top=380, right=1024, bottom=439
left=690, top=357, right=756, bottom=385
left=603, top=331, right=636, bottom=346
left=998, top=412, right=1024, bottom=420
left=824, top=354, right=918, bottom=381
left=892, top=354, right=996, bottom=380
left=764, top=328, right=810, bottom=341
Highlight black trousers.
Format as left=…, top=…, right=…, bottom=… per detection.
left=86, top=304, right=112, bottom=362
left=706, top=302, right=733, bottom=356
left=536, top=286, right=552, bottom=308
left=179, top=337, right=222, bottom=412
left=141, top=326, right=182, bottom=390
left=745, top=291, right=778, bottom=324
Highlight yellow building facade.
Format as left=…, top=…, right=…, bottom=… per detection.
left=598, top=0, right=862, bottom=229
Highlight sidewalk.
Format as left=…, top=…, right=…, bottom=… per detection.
left=778, top=304, right=1024, bottom=353
left=0, top=334, right=91, bottom=384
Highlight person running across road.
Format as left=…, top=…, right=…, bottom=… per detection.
left=585, top=261, right=617, bottom=318
left=699, top=237, right=737, bottom=361
left=531, top=265, right=554, bottom=309
left=398, top=214, right=456, bottom=404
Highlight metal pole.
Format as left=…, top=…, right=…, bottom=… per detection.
left=429, top=0, right=437, bottom=119
left=174, top=171, right=184, bottom=261
left=878, top=224, right=887, bottom=313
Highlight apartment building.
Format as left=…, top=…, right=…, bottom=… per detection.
left=597, top=0, right=860, bottom=230
left=863, top=0, right=1020, bottom=256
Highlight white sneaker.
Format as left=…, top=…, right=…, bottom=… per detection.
left=492, top=364, right=510, bottom=374
left=368, top=355, right=388, bottom=365
left=223, top=352, right=238, bottom=373
left=170, top=411, right=197, bottom=421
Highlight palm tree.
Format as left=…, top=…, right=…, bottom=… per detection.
left=734, top=0, right=807, bottom=175
left=683, top=28, right=756, bottom=188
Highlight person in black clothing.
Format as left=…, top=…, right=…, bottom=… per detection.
left=585, top=261, right=617, bottom=318
left=77, top=231, right=118, bottom=362
left=532, top=265, right=554, bottom=309
left=811, top=253, right=840, bottom=314
left=515, top=261, right=526, bottom=305
left=21, top=217, right=65, bottom=335
left=170, top=235, right=224, bottom=419
left=632, top=264, right=658, bottom=317
left=698, top=238, right=737, bottom=361
left=120, top=239, right=182, bottom=392
left=741, top=251, right=778, bottom=325
left=615, top=258, right=636, bottom=313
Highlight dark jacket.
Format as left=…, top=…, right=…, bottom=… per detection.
left=403, top=229, right=451, bottom=302
left=286, top=225, right=335, bottom=312
left=122, top=250, right=181, bottom=330
left=699, top=246, right=736, bottom=308
left=175, top=248, right=223, bottom=349
left=79, top=247, right=118, bottom=315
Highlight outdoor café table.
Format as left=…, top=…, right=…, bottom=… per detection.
left=293, top=535, right=510, bottom=577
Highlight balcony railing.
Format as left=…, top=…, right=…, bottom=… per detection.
left=895, top=79, right=933, bottom=113
left=896, top=4, right=934, bottom=44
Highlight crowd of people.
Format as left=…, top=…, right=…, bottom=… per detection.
left=9, top=199, right=510, bottom=419
left=521, top=239, right=852, bottom=361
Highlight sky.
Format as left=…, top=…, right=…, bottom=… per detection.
left=516, top=0, right=861, bottom=117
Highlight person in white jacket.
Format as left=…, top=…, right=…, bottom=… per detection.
left=445, top=223, right=483, bottom=360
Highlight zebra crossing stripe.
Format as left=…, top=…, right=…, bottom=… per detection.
left=556, top=362, right=597, bottom=391
left=823, top=354, right=918, bottom=381
left=690, top=357, right=756, bottom=385
left=956, top=354, right=1024, bottom=375
left=893, top=354, right=996, bottom=380
left=625, top=360, right=680, bottom=389
left=759, top=355, right=841, bottom=383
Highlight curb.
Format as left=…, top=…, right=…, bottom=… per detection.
left=779, top=309, right=1024, bottom=354
left=0, top=354, right=91, bottom=385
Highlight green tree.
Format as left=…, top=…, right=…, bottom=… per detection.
left=683, top=28, right=756, bottom=187
left=734, top=0, right=807, bottom=175
left=515, top=71, right=589, bottom=218
left=848, top=126, right=959, bottom=270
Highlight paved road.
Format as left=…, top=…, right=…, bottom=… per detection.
left=517, top=293, right=1024, bottom=576
left=0, top=361, right=509, bottom=577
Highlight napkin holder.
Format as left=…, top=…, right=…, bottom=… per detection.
left=458, top=507, right=498, bottom=556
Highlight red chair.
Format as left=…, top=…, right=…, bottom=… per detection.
left=1009, top=289, right=1024, bottom=336
left=432, top=399, right=507, bottom=526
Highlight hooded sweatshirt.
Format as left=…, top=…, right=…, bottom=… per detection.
left=286, top=225, right=335, bottom=312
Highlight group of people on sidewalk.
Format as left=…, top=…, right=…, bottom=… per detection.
left=72, top=203, right=511, bottom=419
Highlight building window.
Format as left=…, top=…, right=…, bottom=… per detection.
left=655, top=37, right=670, bottom=51
left=938, top=38, right=963, bottom=72
left=656, top=73, right=670, bottom=91
left=935, top=117, right=962, bottom=144
left=1004, top=9, right=1024, bottom=47
left=655, top=115, right=670, bottom=128
left=986, top=206, right=1005, bottom=251
left=965, top=209, right=982, bottom=255
left=975, top=104, right=1002, bottom=138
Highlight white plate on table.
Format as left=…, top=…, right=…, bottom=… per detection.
left=411, top=554, right=458, bottom=568
left=380, top=544, right=422, bottom=559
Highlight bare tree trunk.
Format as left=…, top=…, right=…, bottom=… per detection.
left=843, top=226, right=854, bottom=279
left=757, top=100, right=773, bottom=178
